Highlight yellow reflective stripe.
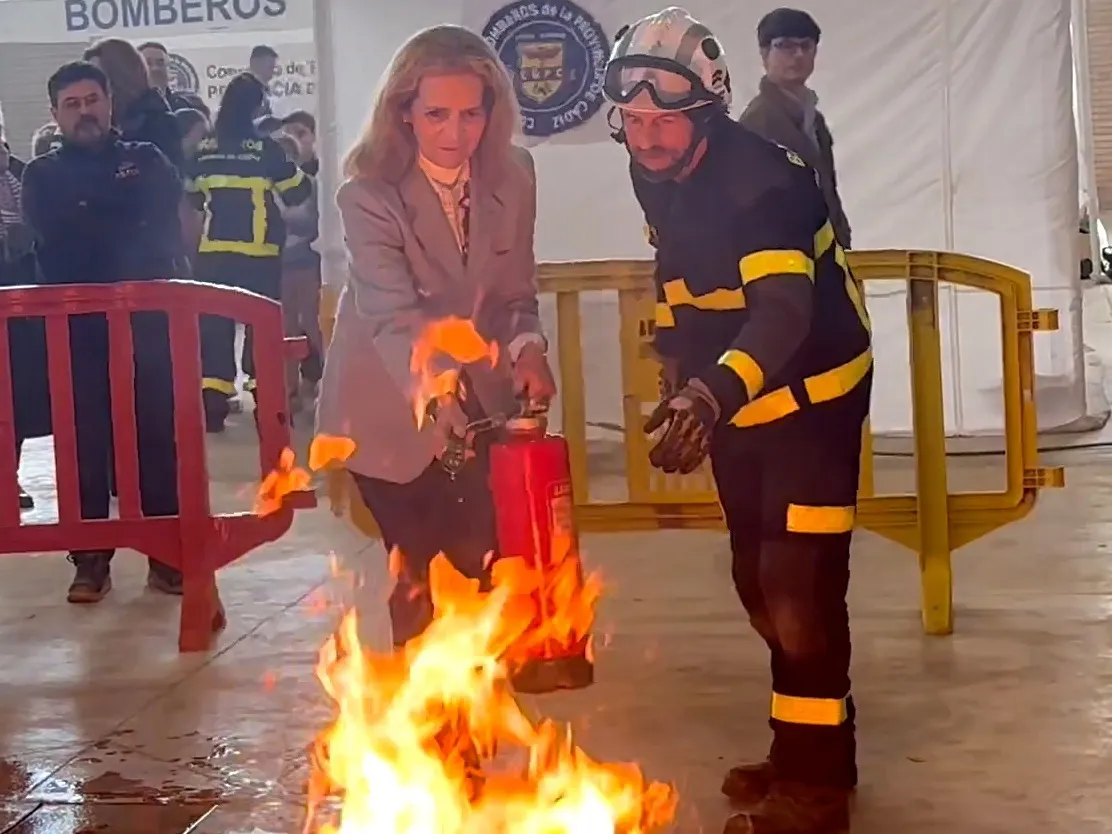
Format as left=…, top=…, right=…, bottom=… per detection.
left=662, top=278, right=745, bottom=310
left=718, top=349, right=764, bottom=400
left=198, top=239, right=280, bottom=256
left=814, top=221, right=835, bottom=258
left=739, top=250, right=814, bottom=285
left=731, top=386, right=798, bottom=427
left=202, top=377, right=236, bottom=395
left=729, top=348, right=872, bottom=428
left=274, top=168, right=305, bottom=192
left=655, top=302, right=676, bottom=328
left=786, top=503, right=856, bottom=534
left=195, top=174, right=275, bottom=257
left=803, top=348, right=873, bottom=405
left=771, top=693, right=847, bottom=726
left=835, top=245, right=871, bottom=332
left=195, top=174, right=269, bottom=190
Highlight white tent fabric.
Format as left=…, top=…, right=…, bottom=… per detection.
left=315, top=0, right=1091, bottom=435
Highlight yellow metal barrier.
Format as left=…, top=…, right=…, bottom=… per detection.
left=319, top=250, right=1063, bottom=635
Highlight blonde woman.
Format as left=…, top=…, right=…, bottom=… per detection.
left=316, top=25, right=556, bottom=648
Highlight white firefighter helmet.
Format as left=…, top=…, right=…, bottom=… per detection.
left=603, top=7, right=732, bottom=113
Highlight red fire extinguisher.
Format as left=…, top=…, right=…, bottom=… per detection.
left=488, top=411, right=595, bottom=694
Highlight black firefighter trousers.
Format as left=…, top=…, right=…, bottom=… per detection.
left=196, top=253, right=282, bottom=422
left=710, top=378, right=871, bottom=791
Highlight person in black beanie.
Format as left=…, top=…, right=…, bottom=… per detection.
left=740, top=8, right=852, bottom=249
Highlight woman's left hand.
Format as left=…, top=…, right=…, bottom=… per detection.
left=512, top=342, right=557, bottom=405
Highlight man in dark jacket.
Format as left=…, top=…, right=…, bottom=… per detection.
left=138, top=42, right=195, bottom=113
left=22, top=61, right=184, bottom=602
left=739, top=9, right=852, bottom=249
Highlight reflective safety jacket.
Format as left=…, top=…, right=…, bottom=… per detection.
left=185, top=134, right=311, bottom=258
left=632, top=117, right=871, bottom=429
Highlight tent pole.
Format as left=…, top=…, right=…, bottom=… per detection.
left=1073, top=0, right=1103, bottom=281
left=313, top=0, right=344, bottom=291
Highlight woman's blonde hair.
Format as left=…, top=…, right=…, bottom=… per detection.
left=83, top=37, right=151, bottom=119
left=344, top=25, right=519, bottom=185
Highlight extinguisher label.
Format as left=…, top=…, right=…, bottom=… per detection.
left=548, top=480, right=574, bottom=537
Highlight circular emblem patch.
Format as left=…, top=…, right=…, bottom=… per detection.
left=167, top=52, right=200, bottom=95
left=482, top=1, right=611, bottom=138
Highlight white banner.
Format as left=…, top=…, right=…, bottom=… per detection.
left=0, top=0, right=313, bottom=43
left=167, top=39, right=316, bottom=116
left=462, top=0, right=620, bottom=146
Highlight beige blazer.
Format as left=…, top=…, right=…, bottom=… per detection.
left=316, top=147, right=542, bottom=483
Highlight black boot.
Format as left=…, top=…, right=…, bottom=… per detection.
left=722, top=759, right=777, bottom=806
left=724, top=782, right=852, bottom=834
left=67, top=552, right=112, bottom=603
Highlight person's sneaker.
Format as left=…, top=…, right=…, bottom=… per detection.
left=18, top=484, right=33, bottom=510
left=724, top=782, right=852, bottom=834
left=722, top=760, right=777, bottom=806
left=147, top=563, right=183, bottom=595
left=66, top=553, right=112, bottom=603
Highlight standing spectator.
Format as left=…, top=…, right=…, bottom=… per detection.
left=137, top=41, right=193, bottom=111
left=0, top=124, right=49, bottom=511
left=186, top=72, right=311, bottom=432
left=279, top=110, right=323, bottom=395
left=84, top=38, right=186, bottom=501
left=280, top=110, right=319, bottom=175
left=84, top=38, right=184, bottom=170
left=21, top=61, right=184, bottom=602
left=739, top=8, right=851, bottom=248
left=254, top=114, right=284, bottom=139
left=249, top=45, right=279, bottom=115
left=274, top=132, right=321, bottom=412
left=174, top=107, right=210, bottom=276
left=174, top=107, right=210, bottom=159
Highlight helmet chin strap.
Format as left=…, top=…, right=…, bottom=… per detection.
left=610, top=105, right=723, bottom=183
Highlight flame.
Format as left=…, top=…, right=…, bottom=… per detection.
left=255, top=443, right=675, bottom=834
left=409, top=317, right=499, bottom=429
left=255, top=435, right=355, bottom=516
left=306, top=554, right=676, bottom=834
left=494, top=547, right=601, bottom=674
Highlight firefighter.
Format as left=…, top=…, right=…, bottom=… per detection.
left=185, top=72, right=311, bottom=432
left=603, top=9, right=872, bottom=833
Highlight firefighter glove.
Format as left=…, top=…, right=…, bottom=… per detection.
left=643, top=378, right=720, bottom=474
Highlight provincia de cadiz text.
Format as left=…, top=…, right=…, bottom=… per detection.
left=204, top=58, right=315, bottom=102
left=63, top=0, right=288, bottom=32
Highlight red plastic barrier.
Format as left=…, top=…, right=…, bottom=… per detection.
left=0, top=280, right=316, bottom=652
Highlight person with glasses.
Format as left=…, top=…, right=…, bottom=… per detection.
left=740, top=8, right=852, bottom=249
left=603, top=8, right=872, bottom=832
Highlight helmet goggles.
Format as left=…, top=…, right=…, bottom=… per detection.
left=603, top=55, right=717, bottom=112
